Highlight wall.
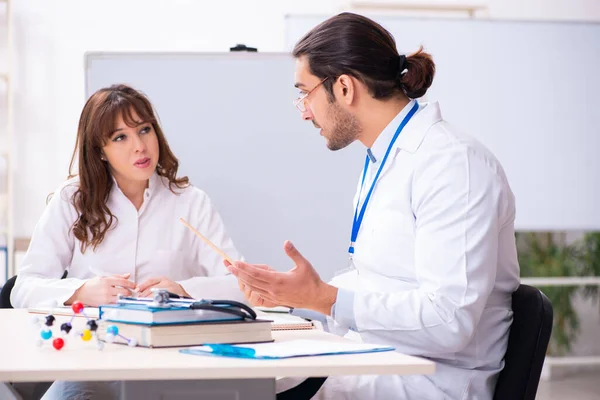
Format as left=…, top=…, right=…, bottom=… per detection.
left=1, top=0, right=599, bottom=238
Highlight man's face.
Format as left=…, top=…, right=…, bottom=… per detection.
left=294, top=57, right=361, bottom=151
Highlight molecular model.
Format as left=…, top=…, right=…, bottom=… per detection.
left=102, top=324, right=138, bottom=348
left=32, top=301, right=137, bottom=350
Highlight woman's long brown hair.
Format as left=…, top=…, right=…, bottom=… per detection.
left=67, top=84, right=188, bottom=252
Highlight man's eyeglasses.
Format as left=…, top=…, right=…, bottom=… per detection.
left=293, top=77, right=329, bottom=113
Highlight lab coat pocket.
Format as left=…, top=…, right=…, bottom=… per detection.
left=369, top=213, right=416, bottom=277
left=154, top=249, right=188, bottom=281
left=86, top=254, right=132, bottom=278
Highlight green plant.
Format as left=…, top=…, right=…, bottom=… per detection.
left=517, top=232, right=600, bottom=356
left=577, top=233, right=600, bottom=307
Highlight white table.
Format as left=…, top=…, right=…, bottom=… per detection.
left=0, top=309, right=435, bottom=399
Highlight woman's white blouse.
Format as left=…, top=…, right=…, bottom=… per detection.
left=11, top=173, right=245, bottom=308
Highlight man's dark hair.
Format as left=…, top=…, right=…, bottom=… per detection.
left=293, top=12, right=435, bottom=100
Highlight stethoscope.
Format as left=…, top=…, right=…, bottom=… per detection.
left=189, top=299, right=257, bottom=320
left=116, top=288, right=257, bottom=320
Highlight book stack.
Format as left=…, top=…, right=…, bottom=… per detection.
left=97, top=302, right=273, bottom=348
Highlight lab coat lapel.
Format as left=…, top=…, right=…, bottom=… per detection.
left=375, top=102, right=443, bottom=180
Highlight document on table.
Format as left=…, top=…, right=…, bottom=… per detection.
left=180, top=339, right=395, bottom=359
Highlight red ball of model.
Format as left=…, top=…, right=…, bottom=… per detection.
left=52, top=338, right=64, bottom=350
left=71, top=301, right=84, bottom=314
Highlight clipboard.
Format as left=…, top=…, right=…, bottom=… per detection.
left=180, top=339, right=395, bottom=359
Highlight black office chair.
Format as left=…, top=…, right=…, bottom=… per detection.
left=279, top=284, right=553, bottom=400
left=493, top=284, right=553, bottom=400
left=0, top=275, right=18, bottom=308
left=277, top=377, right=327, bottom=400
left=0, top=271, right=69, bottom=309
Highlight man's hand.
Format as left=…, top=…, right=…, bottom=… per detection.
left=226, top=241, right=338, bottom=315
left=136, top=277, right=191, bottom=298
left=66, top=273, right=136, bottom=306
left=224, top=261, right=279, bottom=307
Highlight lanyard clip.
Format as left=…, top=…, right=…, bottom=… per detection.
left=348, top=242, right=356, bottom=258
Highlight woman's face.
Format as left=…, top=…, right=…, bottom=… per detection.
left=102, top=109, right=159, bottom=186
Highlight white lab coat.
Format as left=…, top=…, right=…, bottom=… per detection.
left=11, top=173, right=245, bottom=308
left=308, top=101, right=520, bottom=399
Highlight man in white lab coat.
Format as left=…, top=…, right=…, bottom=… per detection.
left=227, top=12, right=520, bottom=400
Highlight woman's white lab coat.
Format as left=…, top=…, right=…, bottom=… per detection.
left=11, top=173, right=245, bottom=308
left=310, top=101, right=520, bottom=399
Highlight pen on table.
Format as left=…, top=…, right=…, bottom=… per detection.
left=203, top=344, right=256, bottom=358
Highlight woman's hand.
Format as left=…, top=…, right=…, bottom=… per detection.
left=66, top=273, right=136, bottom=306
left=136, top=276, right=191, bottom=298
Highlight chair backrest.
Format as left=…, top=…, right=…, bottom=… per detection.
left=0, top=275, right=18, bottom=309
left=494, top=284, right=553, bottom=400
left=0, top=271, right=68, bottom=309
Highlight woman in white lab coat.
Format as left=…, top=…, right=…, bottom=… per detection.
left=11, top=84, right=245, bottom=309
left=228, top=13, right=521, bottom=400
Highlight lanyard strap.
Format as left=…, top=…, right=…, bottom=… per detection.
left=349, top=101, right=419, bottom=255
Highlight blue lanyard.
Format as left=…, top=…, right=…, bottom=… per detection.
left=349, top=101, right=419, bottom=256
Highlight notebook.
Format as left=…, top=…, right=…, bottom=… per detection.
left=262, top=312, right=315, bottom=331
left=255, top=306, right=291, bottom=313
left=180, top=339, right=395, bottom=359
left=97, top=319, right=273, bottom=348
left=28, top=306, right=100, bottom=319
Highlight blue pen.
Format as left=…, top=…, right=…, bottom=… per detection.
left=204, top=344, right=256, bottom=358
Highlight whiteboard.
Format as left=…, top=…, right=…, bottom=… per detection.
left=85, top=53, right=363, bottom=281
left=286, top=15, right=600, bottom=231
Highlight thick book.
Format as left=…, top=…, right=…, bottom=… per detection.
left=97, top=319, right=274, bottom=348
left=99, top=303, right=243, bottom=325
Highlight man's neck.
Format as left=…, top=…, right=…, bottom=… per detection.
left=358, top=97, right=411, bottom=149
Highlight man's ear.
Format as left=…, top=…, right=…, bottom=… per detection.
left=336, top=74, right=357, bottom=106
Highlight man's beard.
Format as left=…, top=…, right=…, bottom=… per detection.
left=322, top=102, right=361, bottom=151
